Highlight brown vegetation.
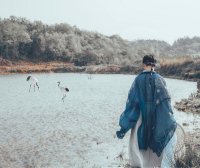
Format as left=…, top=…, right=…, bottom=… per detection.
left=175, top=145, right=200, bottom=168
left=0, top=57, right=141, bottom=75
left=175, top=129, right=200, bottom=168
left=2, top=55, right=200, bottom=81
left=159, top=56, right=200, bottom=80
left=0, top=59, right=85, bottom=75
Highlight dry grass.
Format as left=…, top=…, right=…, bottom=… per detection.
left=158, top=56, right=200, bottom=79
left=159, top=56, right=194, bottom=67
left=0, top=60, right=139, bottom=75
left=1, top=56, right=200, bottom=79
left=0, top=61, right=85, bottom=75
left=175, top=145, right=200, bottom=168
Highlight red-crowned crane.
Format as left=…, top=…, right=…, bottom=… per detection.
left=57, top=81, right=69, bottom=102
left=26, top=76, right=39, bottom=92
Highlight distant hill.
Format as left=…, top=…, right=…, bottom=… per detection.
left=1, top=16, right=200, bottom=66
left=172, top=37, right=200, bottom=56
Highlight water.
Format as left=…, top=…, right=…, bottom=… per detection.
left=0, top=73, right=198, bottom=167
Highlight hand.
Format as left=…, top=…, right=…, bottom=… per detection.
left=116, top=130, right=125, bottom=139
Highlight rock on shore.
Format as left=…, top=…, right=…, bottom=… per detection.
left=175, top=92, right=200, bottom=114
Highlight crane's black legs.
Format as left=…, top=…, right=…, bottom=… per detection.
left=62, top=94, right=66, bottom=102
left=36, top=82, right=39, bottom=90
left=29, top=84, right=31, bottom=92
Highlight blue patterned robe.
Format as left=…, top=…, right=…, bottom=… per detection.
left=119, top=71, right=177, bottom=156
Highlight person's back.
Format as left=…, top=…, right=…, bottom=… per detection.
left=116, top=55, right=177, bottom=167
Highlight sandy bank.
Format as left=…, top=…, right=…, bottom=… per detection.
left=0, top=59, right=141, bottom=75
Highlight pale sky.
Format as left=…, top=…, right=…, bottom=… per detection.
left=1, top=0, right=200, bottom=44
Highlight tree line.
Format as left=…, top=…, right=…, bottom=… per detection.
left=1, top=16, right=200, bottom=66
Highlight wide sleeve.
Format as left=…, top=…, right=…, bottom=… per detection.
left=118, top=78, right=140, bottom=133
left=152, top=76, right=177, bottom=156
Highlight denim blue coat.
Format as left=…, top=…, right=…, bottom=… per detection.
left=119, top=71, right=177, bottom=156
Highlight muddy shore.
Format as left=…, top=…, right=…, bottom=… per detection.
left=0, top=60, right=198, bottom=83
left=1, top=57, right=200, bottom=83
left=0, top=59, right=142, bottom=75
left=175, top=92, right=200, bottom=114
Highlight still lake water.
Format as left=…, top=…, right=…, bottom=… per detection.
left=0, top=73, right=198, bottom=167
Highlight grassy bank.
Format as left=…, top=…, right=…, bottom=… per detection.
left=0, top=57, right=141, bottom=75
left=159, top=56, right=200, bottom=81
left=175, top=129, right=200, bottom=168
left=1, top=56, right=200, bottom=82
left=0, top=61, right=86, bottom=75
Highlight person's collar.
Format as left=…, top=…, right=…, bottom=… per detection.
left=143, top=70, right=155, bottom=72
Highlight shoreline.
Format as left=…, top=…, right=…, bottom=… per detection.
left=0, top=61, right=86, bottom=75
left=0, top=61, right=135, bottom=75
left=0, top=61, right=198, bottom=82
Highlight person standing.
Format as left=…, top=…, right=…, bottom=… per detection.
left=116, top=55, right=177, bottom=167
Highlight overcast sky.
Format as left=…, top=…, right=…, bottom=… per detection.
left=1, top=0, right=200, bottom=44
